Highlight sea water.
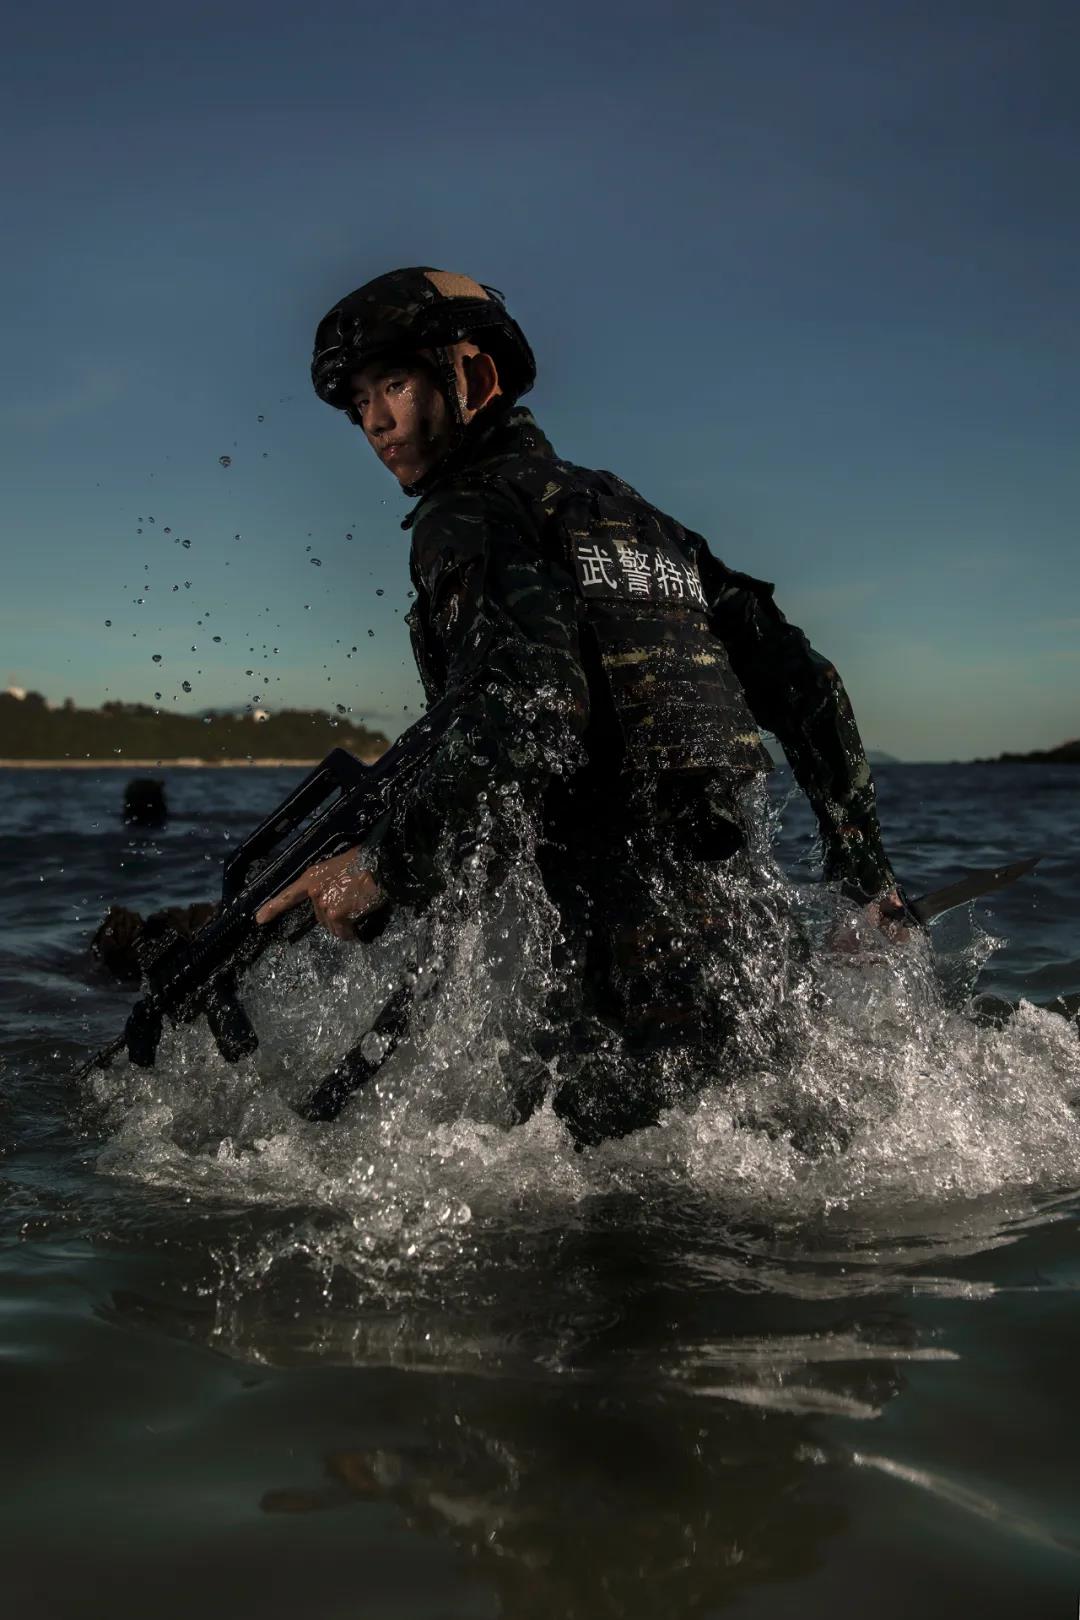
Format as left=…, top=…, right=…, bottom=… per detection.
left=1, top=761, right=1077, bottom=1617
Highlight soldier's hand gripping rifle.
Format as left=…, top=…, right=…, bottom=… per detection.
left=78, top=696, right=461, bottom=1090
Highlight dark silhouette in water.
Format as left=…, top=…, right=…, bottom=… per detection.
left=122, top=777, right=169, bottom=828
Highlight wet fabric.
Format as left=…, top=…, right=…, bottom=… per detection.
left=528, top=799, right=812, bottom=1146
left=359, top=406, right=897, bottom=1140
left=368, top=404, right=896, bottom=912
left=556, top=482, right=772, bottom=782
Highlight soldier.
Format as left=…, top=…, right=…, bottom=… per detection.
left=256, top=267, right=906, bottom=1145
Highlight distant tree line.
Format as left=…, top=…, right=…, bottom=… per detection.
left=0, top=691, right=389, bottom=760
left=987, top=740, right=1080, bottom=764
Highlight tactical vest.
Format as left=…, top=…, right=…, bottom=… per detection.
left=411, top=452, right=774, bottom=786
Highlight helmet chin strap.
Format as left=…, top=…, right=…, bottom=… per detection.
left=433, top=344, right=467, bottom=431
left=398, top=344, right=468, bottom=497
left=401, top=339, right=516, bottom=496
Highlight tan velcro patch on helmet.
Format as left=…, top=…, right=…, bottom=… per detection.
left=423, top=270, right=491, bottom=302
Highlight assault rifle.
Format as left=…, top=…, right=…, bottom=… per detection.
left=78, top=695, right=461, bottom=1108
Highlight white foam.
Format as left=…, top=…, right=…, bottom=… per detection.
left=87, top=839, right=1080, bottom=1303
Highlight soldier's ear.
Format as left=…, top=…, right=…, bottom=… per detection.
left=462, top=350, right=501, bottom=414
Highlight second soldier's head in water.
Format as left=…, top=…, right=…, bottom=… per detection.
left=311, top=267, right=536, bottom=494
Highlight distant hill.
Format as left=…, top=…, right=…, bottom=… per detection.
left=0, top=690, right=388, bottom=762
left=977, top=739, right=1080, bottom=765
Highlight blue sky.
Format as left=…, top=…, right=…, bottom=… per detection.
left=2, top=0, right=1077, bottom=760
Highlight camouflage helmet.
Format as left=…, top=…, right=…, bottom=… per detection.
left=311, top=267, right=536, bottom=419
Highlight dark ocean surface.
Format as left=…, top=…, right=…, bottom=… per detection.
left=1, top=761, right=1078, bottom=1618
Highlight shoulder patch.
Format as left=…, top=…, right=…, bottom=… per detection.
left=565, top=499, right=708, bottom=609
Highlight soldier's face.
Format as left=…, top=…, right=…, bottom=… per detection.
left=349, top=358, right=454, bottom=486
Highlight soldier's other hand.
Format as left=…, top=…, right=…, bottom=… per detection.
left=255, top=848, right=385, bottom=941
left=867, top=888, right=911, bottom=943
left=829, top=887, right=911, bottom=952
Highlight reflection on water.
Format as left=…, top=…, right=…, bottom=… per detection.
left=90, top=1176, right=1078, bottom=1617
left=258, top=1381, right=850, bottom=1618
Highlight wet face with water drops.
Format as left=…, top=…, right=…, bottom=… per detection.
left=348, top=355, right=451, bottom=487
left=349, top=342, right=501, bottom=487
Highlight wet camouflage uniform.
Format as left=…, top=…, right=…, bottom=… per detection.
left=360, top=404, right=896, bottom=1142
left=312, top=267, right=895, bottom=1143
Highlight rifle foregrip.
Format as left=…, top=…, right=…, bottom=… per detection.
left=125, top=1000, right=163, bottom=1067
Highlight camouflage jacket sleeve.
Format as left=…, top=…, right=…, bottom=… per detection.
left=687, top=534, right=897, bottom=902
left=365, top=486, right=591, bottom=907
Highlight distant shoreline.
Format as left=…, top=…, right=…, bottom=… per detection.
left=0, top=694, right=390, bottom=768
left=0, top=757, right=339, bottom=769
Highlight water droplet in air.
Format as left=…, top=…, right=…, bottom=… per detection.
left=212, top=635, right=221, bottom=643
left=375, top=588, right=384, bottom=596
left=154, top=691, right=161, bottom=700
left=182, top=538, right=191, bottom=549
left=257, top=414, right=264, bottom=422
left=163, top=527, right=171, bottom=534
left=345, top=532, right=353, bottom=541
left=310, top=557, right=322, bottom=567
left=219, top=455, right=232, bottom=468
left=151, top=654, right=163, bottom=663
left=336, top=704, right=346, bottom=714
left=367, top=628, right=375, bottom=637
left=181, top=680, right=192, bottom=693
left=104, top=619, right=112, bottom=627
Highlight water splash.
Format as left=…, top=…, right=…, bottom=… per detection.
left=87, top=796, right=1080, bottom=1317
